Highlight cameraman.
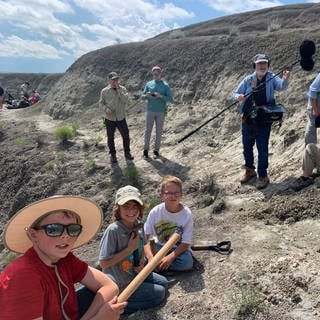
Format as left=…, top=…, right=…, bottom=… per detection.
left=233, top=54, right=290, bottom=189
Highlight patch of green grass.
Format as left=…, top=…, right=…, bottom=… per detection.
left=89, top=135, right=103, bottom=146
left=123, top=166, right=141, bottom=183
left=54, top=126, right=76, bottom=144
left=45, top=160, right=55, bottom=171
left=0, top=120, right=6, bottom=129
left=197, top=194, right=213, bottom=208
left=231, top=272, right=266, bottom=317
left=57, top=151, right=66, bottom=160
left=72, top=123, right=80, bottom=135
left=14, top=136, right=28, bottom=146
left=145, top=196, right=161, bottom=215
left=85, top=158, right=96, bottom=170
left=268, top=20, right=281, bottom=32
left=229, top=25, right=240, bottom=36
left=169, top=29, right=186, bottom=39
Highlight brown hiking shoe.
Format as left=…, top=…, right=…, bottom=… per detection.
left=240, top=168, right=257, bottom=183
left=256, top=176, right=270, bottom=189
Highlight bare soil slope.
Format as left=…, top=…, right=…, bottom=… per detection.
left=1, top=3, right=320, bottom=320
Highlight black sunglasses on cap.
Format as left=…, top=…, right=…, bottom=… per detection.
left=33, top=223, right=83, bottom=237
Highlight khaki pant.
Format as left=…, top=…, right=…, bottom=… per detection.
left=302, top=143, right=320, bottom=176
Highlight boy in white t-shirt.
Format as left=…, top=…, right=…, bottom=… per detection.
left=144, top=175, right=193, bottom=271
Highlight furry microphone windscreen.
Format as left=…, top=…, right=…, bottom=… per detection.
left=299, top=39, right=316, bottom=58
left=299, top=40, right=316, bottom=71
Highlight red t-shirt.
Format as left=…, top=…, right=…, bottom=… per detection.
left=0, top=247, right=88, bottom=320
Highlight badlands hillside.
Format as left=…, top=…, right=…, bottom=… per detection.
left=1, top=3, right=320, bottom=319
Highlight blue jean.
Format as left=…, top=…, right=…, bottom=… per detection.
left=76, top=286, right=96, bottom=319
left=107, top=272, right=168, bottom=314
left=241, top=122, right=272, bottom=178
left=77, top=271, right=168, bottom=316
left=156, top=243, right=193, bottom=271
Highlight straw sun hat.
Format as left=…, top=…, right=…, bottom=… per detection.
left=3, top=195, right=103, bottom=254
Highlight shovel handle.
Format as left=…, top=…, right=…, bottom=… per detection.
left=117, top=230, right=182, bottom=303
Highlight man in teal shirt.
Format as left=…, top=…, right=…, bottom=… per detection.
left=141, top=66, right=173, bottom=159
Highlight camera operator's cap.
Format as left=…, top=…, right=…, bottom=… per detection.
left=115, top=185, right=143, bottom=206
left=108, top=72, right=120, bottom=79
left=3, top=195, right=103, bottom=254
left=152, top=66, right=161, bottom=72
left=253, top=54, right=269, bottom=64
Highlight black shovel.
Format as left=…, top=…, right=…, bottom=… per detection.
left=191, top=241, right=232, bottom=255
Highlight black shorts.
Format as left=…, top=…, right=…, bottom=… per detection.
left=0, top=87, right=4, bottom=97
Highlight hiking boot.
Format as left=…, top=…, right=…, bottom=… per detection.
left=153, top=150, right=160, bottom=158
left=143, top=150, right=149, bottom=159
left=125, top=153, right=134, bottom=160
left=110, top=154, right=118, bottom=164
left=240, top=168, right=257, bottom=184
left=256, top=176, right=270, bottom=189
left=291, top=176, right=314, bottom=192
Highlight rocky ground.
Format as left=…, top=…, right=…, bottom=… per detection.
left=1, top=93, right=320, bottom=320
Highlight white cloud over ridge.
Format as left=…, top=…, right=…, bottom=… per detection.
left=203, top=0, right=283, bottom=14
left=0, top=36, right=61, bottom=59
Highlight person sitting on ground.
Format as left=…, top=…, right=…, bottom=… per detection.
left=292, top=143, right=320, bottom=191
left=0, top=195, right=126, bottom=320
left=20, top=81, right=30, bottom=99
left=99, top=185, right=168, bottom=314
left=144, top=175, right=194, bottom=272
left=29, top=90, right=41, bottom=105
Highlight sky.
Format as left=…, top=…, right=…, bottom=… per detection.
left=0, top=0, right=318, bottom=73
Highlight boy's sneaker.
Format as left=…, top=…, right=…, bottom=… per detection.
left=153, top=150, right=160, bottom=158
left=125, top=153, right=134, bottom=160
left=143, top=150, right=149, bottom=159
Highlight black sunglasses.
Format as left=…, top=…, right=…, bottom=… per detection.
left=33, top=223, right=83, bottom=237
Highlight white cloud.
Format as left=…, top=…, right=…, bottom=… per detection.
left=0, top=36, right=61, bottom=59
left=203, top=0, right=283, bottom=14
left=0, top=0, right=195, bottom=61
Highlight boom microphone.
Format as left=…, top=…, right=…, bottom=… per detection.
left=299, top=39, right=316, bottom=71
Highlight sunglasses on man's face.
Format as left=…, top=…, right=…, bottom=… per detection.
left=33, top=223, right=83, bottom=237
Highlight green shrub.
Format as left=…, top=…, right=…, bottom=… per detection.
left=14, top=136, right=28, bottom=146
left=85, top=158, right=96, bottom=170
left=54, top=126, right=75, bottom=143
left=71, top=123, right=80, bottom=135
left=46, top=160, right=55, bottom=171
left=145, top=196, right=161, bottom=215
left=231, top=272, right=266, bottom=317
left=124, top=166, right=140, bottom=181
left=89, top=135, right=103, bottom=146
left=57, top=151, right=66, bottom=160
left=197, top=194, right=213, bottom=208
left=268, top=20, right=281, bottom=32
left=169, top=29, right=186, bottom=39
left=229, top=25, right=240, bottom=36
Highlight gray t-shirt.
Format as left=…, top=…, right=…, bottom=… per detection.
left=99, top=221, right=144, bottom=289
